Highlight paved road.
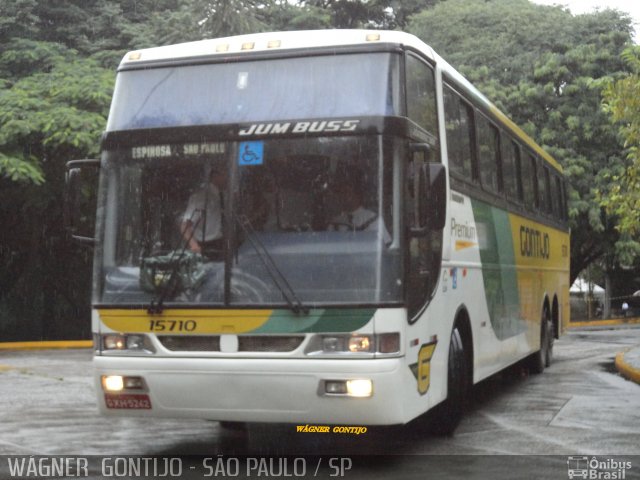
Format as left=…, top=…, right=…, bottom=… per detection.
left=0, top=327, right=639, bottom=478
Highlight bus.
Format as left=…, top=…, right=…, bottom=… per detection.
left=67, top=30, right=570, bottom=433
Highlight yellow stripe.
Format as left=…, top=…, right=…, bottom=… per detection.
left=615, top=349, right=640, bottom=385
left=455, top=240, right=478, bottom=251
left=569, top=317, right=640, bottom=328
left=508, top=213, right=571, bottom=331
left=98, top=308, right=273, bottom=334
left=0, top=340, right=93, bottom=350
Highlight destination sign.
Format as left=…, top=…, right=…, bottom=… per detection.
left=131, top=143, right=226, bottom=159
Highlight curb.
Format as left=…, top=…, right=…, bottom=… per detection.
left=0, top=340, right=92, bottom=351
left=569, top=317, right=640, bottom=328
left=615, top=348, right=640, bottom=385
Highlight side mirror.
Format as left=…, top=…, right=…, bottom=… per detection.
left=64, top=159, right=100, bottom=246
left=408, top=158, right=447, bottom=237
left=408, top=143, right=431, bottom=237
left=427, top=163, right=446, bottom=231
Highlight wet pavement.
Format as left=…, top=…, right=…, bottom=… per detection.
left=0, top=326, right=639, bottom=478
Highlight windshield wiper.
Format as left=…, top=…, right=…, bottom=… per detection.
left=146, top=211, right=202, bottom=314
left=145, top=209, right=308, bottom=315
left=235, top=213, right=309, bottom=315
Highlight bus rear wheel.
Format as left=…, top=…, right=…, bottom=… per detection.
left=528, top=306, right=552, bottom=374
left=430, top=326, right=469, bottom=436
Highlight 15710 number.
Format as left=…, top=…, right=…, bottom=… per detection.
left=149, top=319, right=197, bottom=332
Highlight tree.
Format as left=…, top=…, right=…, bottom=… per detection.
left=407, top=0, right=635, bottom=283
left=0, top=45, right=113, bottom=340
left=599, top=46, right=640, bottom=265
left=121, top=0, right=278, bottom=48
left=0, top=0, right=291, bottom=340
left=294, top=0, right=443, bottom=29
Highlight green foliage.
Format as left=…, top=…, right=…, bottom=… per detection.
left=408, top=0, right=635, bottom=280
left=262, top=3, right=332, bottom=31
left=0, top=0, right=637, bottom=338
left=0, top=0, right=39, bottom=43
left=0, top=55, right=113, bottom=176
left=599, top=46, right=640, bottom=249
left=0, top=4, right=116, bottom=339
left=0, top=39, right=72, bottom=80
left=0, top=152, right=44, bottom=184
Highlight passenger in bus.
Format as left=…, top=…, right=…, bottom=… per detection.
left=247, top=172, right=279, bottom=231
left=180, top=168, right=226, bottom=260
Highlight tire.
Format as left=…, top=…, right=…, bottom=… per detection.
left=430, top=326, right=469, bottom=436
left=545, top=316, right=554, bottom=368
left=528, top=307, right=552, bottom=374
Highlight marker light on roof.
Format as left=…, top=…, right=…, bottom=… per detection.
left=267, top=40, right=281, bottom=48
left=366, top=33, right=381, bottom=42
left=216, top=44, right=229, bottom=53
left=241, top=42, right=255, bottom=50
left=128, top=52, right=142, bottom=61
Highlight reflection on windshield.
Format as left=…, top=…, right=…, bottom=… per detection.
left=108, top=53, right=400, bottom=131
left=98, top=136, right=401, bottom=307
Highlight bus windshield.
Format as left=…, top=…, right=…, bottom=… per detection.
left=107, top=52, right=400, bottom=131
left=96, top=135, right=401, bottom=307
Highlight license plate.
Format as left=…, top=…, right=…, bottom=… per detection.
left=105, top=393, right=152, bottom=409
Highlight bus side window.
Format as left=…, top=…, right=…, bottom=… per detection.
left=543, top=166, right=553, bottom=216
left=561, top=178, right=569, bottom=221
left=443, top=85, right=474, bottom=179
left=537, top=159, right=550, bottom=215
left=406, top=54, right=439, bottom=140
left=552, top=175, right=563, bottom=218
left=477, top=113, right=500, bottom=193
left=501, top=135, right=519, bottom=201
left=521, top=152, right=537, bottom=210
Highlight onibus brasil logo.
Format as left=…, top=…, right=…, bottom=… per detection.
left=567, top=457, right=632, bottom=479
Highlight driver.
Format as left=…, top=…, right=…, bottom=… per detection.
left=180, top=168, right=226, bottom=260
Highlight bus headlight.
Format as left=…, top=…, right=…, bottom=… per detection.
left=348, top=335, right=371, bottom=353
left=100, top=334, right=155, bottom=354
left=306, top=333, right=400, bottom=356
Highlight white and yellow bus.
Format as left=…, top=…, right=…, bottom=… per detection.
left=69, top=30, right=569, bottom=433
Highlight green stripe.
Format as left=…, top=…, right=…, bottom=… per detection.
left=471, top=199, right=524, bottom=339
left=252, top=308, right=375, bottom=334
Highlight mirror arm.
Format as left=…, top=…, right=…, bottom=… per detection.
left=410, top=142, right=432, bottom=158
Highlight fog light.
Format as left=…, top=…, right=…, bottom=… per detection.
left=101, top=375, right=145, bottom=392
left=102, top=375, right=124, bottom=392
left=325, top=380, right=348, bottom=395
left=123, top=376, right=145, bottom=390
left=346, top=379, right=373, bottom=397
left=324, top=379, right=373, bottom=397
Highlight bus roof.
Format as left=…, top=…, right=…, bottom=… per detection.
left=121, top=29, right=562, bottom=173
left=120, top=30, right=432, bottom=65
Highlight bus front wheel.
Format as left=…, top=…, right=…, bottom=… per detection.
left=430, top=326, right=469, bottom=436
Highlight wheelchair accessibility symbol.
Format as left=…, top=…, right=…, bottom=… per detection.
left=238, top=141, right=264, bottom=166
